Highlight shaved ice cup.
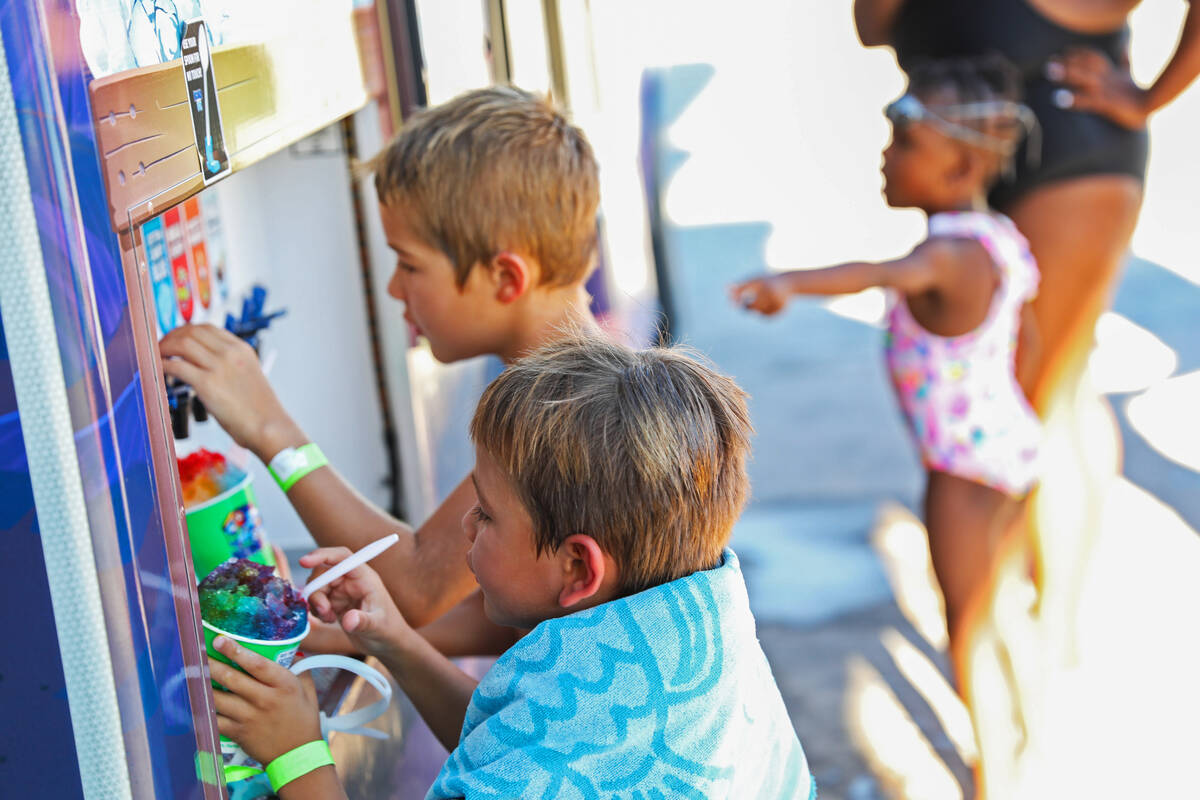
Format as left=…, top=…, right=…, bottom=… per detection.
left=203, top=617, right=310, bottom=755
left=203, top=618, right=309, bottom=672
left=185, top=473, right=275, bottom=582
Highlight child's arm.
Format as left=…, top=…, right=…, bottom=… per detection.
left=159, top=323, right=479, bottom=628
left=371, top=615, right=485, bottom=751
left=731, top=239, right=966, bottom=316
left=418, top=589, right=525, bottom=657
left=207, top=639, right=348, bottom=800
left=274, top=768, right=346, bottom=800
left=303, top=548, right=481, bottom=752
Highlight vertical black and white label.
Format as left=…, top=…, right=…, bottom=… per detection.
left=181, top=20, right=229, bottom=183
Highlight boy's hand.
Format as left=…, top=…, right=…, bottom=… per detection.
left=730, top=276, right=788, bottom=316
left=159, top=324, right=304, bottom=460
left=300, top=547, right=413, bottom=659
left=208, top=636, right=322, bottom=766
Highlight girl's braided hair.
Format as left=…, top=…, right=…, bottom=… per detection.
left=907, top=54, right=1034, bottom=180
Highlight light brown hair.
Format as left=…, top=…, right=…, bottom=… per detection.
left=373, top=86, right=599, bottom=288
left=469, top=334, right=753, bottom=595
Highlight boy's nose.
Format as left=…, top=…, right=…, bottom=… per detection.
left=387, top=268, right=407, bottom=301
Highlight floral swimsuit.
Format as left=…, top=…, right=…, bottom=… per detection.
left=885, top=211, right=1041, bottom=497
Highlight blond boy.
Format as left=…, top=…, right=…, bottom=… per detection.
left=210, top=336, right=814, bottom=800
left=161, top=87, right=601, bottom=634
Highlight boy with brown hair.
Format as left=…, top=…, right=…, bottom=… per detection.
left=209, top=335, right=815, bottom=800
left=160, top=86, right=602, bottom=636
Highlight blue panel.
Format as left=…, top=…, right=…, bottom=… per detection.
left=0, top=306, right=85, bottom=797
left=2, top=1, right=211, bottom=796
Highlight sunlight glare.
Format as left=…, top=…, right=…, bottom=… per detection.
left=1087, top=311, right=1177, bottom=395
left=1125, top=369, right=1200, bottom=473
left=822, top=287, right=887, bottom=328
left=880, top=628, right=978, bottom=766
left=871, top=504, right=949, bottom=651
left=845, top=656, right=963, bottom=800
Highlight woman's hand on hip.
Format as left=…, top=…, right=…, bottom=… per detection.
left=1047, top=46, right=1150, bottom=130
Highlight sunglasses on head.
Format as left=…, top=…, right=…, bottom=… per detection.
left=885, top=94, right=1039, bottom=158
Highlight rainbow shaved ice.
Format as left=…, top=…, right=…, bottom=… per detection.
left=199, top=558, right=307, bottom=640
left=178, top=448, right=245, bottom=507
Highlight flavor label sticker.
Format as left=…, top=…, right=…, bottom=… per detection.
left=199, top=191, right=228, bottom=301
left=183, top=196, right=212, bottom=309
left=163, top=206, right=193, bottom=321
left=142, top=214, right=178, bottom=335
left=163, top=207, right=194, bottom=321
left=181, top=19, right=229, bottom=183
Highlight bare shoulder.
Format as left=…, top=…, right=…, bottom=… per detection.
left=917, top=235, right=996, bottom=284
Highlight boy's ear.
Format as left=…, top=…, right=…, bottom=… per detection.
left=556, top=534, right=613, bottom=609
left=487, top=251, right=533, bottom=304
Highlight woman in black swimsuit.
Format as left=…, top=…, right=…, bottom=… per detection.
left=856, top=0, right=1200, bottom=408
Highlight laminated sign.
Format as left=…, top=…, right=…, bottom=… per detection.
left=184, top=197, right=212, bottom=309
left=164, top=207, right=194, bottom=322
left=181, top=19, right=229, bottom=183
left=142, top=214, right=179, bottom=335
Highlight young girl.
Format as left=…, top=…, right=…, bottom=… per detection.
left=732, top=57, right=1041, bottom=678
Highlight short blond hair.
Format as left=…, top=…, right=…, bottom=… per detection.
left=470, top=334, right=753, bottom=595
left=373, top=86, right=599, bottom=288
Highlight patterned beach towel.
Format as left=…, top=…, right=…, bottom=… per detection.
left=428, top=549, right=815, bottom=800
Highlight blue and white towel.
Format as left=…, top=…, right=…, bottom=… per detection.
left=428, top=549, right=815, bottom=800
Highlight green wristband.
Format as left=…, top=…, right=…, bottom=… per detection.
left=268, top=443, right=329, bottom=492
left=265, top=740, right=335, bottom=792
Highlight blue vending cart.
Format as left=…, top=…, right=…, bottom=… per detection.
left=0, top=1, right=369, bottom=796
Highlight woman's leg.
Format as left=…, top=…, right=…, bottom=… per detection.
left=1006, top=175, right=1144, bottom=411
left=1005, top=175, right=1143, bottom=662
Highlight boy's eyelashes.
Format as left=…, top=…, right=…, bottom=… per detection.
left=470, top=505, right=491, bottom=523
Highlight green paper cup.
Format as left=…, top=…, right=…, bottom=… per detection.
left=203, top=617, right=310, bottom=674
left=185, top=473, right=275, bottom=581
left=203, top=617, right=310, bottom=755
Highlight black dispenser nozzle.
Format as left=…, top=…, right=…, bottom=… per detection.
left=164, top=284, right=285, bottom=439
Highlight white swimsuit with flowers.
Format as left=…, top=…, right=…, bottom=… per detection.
left=885, top=211, right=1041, bottom=496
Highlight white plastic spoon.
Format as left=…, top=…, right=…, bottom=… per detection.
left=302, top=533, right=400, bottom=600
